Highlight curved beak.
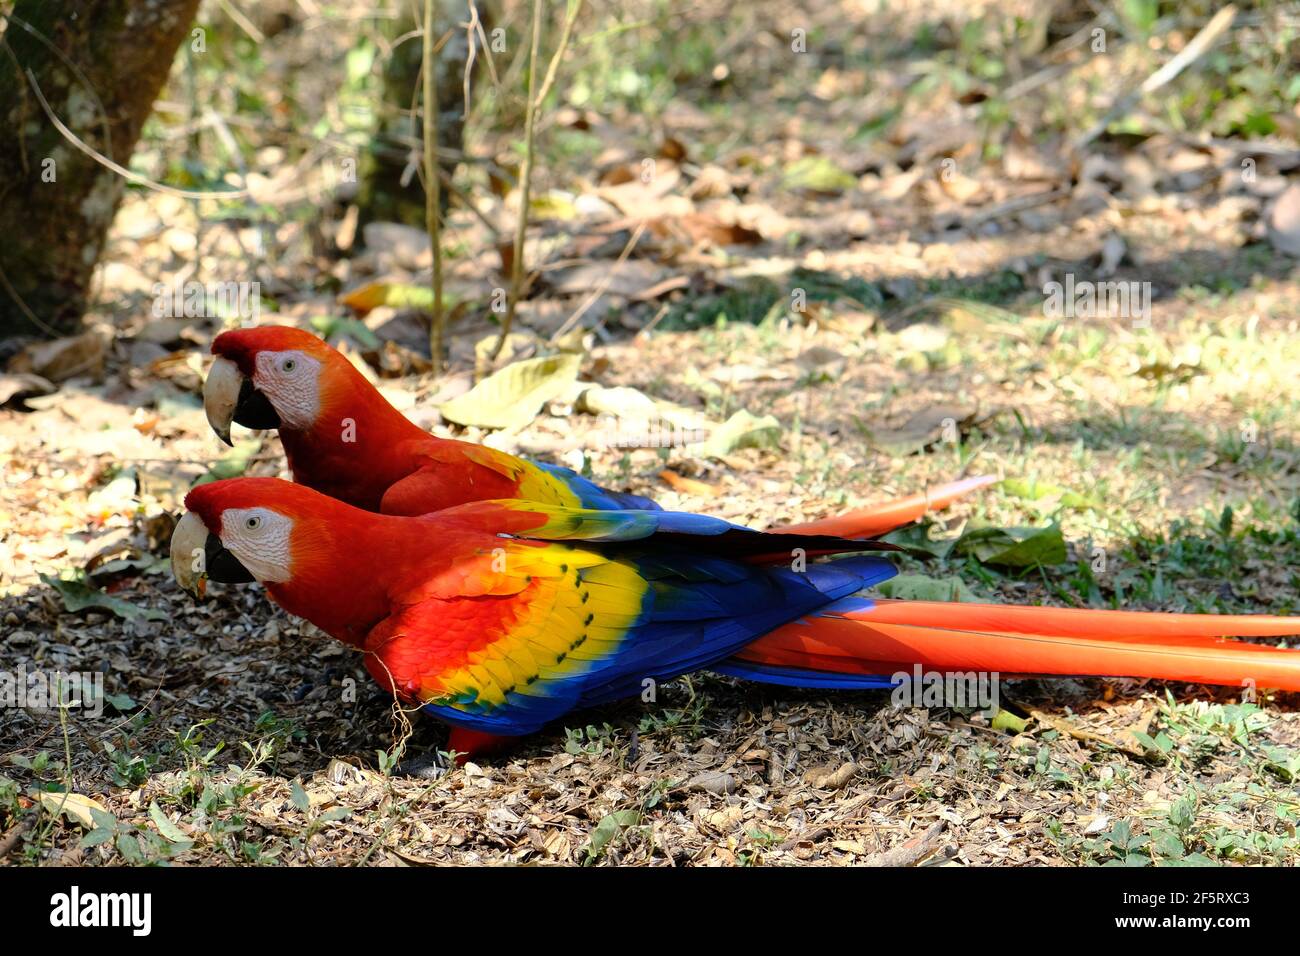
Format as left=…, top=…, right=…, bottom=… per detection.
left=204, top=357, right=243, bottom=446
left=204, top=356, right=281, bottom=446
left=171, top=512, right=210, bottom=595
left=170, top=510, right=255, bottom=596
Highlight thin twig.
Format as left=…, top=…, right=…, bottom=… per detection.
left=2, top=13, right=114, bottom=159
left=956, top=186, right=1069, bottom=228
left=24, top=68, right=248, bottom=200
left=421, top=0, right=445, bottom=371
left=549, top=221, right=646, bottom=341
left=463, top=1, right=481, bottom=117
left=471, top=8, right=504, bottom=93
left=533, top=0, right=585, bottom=107
left=492, top=0, right=545, bottom=362
left=492, top=0, right=584, bottom=361
left=216, top=0, right=266, bottom=43
left=0, top=260, right=61, bottom=337
left=1073, top=6, right=1238, bottom=149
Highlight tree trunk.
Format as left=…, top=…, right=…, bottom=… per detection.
left=0, top=0, right=202, bottom=338
left=356, top=0, right=477, bottom=229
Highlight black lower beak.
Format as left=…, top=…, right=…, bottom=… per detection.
left=205, top=532, right=255, bottom=584
left=234, top=378, right=281, bottom=430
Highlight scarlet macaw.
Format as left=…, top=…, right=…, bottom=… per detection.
left=195, top=325, right=1300, bottom=742
left=171, top=479, right=1300, bottom=756
left=200, top=325, right=994, bottom=535
left=170, top=478, right=902, bottom=751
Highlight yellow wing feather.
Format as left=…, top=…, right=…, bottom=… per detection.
left=367, top=539, right=649, bottom=716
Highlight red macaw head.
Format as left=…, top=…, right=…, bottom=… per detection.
left=169, top=477, right=410, bottom=644
left=203, top=325, right=359, bottom=445
left=171, top=477, right=338, bottom=589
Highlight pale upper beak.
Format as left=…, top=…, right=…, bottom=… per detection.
left=204, top=356, right=243, bottom=447
left=170, top=511, right=210, bottom=595
left=203, top=355, right=281, bottom=445
left=170, top=510, right=257, bottom=596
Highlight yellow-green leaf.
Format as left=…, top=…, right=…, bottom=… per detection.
left=439, top=353, right=582, bottom=431
left=874, top=573, right=979, bottom=602
left=585, top=809, right=641, bottom=863
left=149, top=801, right=189, bottom=843
left=697, top=410, right=781, bottom=459
left=955, top=523, right=1067, bottom=568
left=39, top=791, right=107, bottom=829
left=782, top=155, right=857, bottom=193
left=339, top=281, right=462, bottom=316
left=992, top=709, right=1030, bottom=734
left=194, top=439, right=261, bottom=486
left=1000, top=477, right=1100, bottom=511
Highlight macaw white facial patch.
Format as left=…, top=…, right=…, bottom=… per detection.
left=252, top=349, right=322, bottom=430
left=219, top=507, right=294, bottom=583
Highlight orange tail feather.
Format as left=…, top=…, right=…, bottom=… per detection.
left=781, top=476, right=998, bottom=539
left=864, top=599, right=1300, bottom=640
left=740, top=602, right=1300, bottom=690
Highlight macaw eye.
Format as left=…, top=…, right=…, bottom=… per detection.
left=280, top=358, right=297, bottom=373
left=245, top=515, right=262, bottom=531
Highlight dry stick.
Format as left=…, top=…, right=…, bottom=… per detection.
left=3, top=13, right=114, bottom=158
left=491, top=0, right=585, bottom=362
left=1001, top=13, right=1116, bottom=100
left=421, top=0, right=445, bottom=371
left=24, top=68, right=248, bottom=200
left=492, top=0, right=544, bottom=363
left=448, top=8, right=501, bottom=244
left=400, top=26, right=452, bottom=191
left=439, top=164, right=500, bottom=237
left=549, top=220, right=646, bottom=342
left=957, top=185, right=1069, bottom=229
left=0, top=261, right=60, bottom=337
left=463, top=0, right=481, bottom=114
left=0, top=819, right=33, bottom=860
left=532, top=0, right=585, bottom=108
left=216, top=0, right=266, bottom=43
left=472, top=21, right=504, bottom=96
left=1073, top=5, right=1238, bottom=150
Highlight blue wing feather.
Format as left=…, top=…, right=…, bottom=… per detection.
left=710, top=660, right=898, bottom=690
left=533, top=461, right=663, bottom=512
left=421, top=554, right=898, bottom=734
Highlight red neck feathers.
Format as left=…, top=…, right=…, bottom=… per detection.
left=278, top=356, right=430, bottom=511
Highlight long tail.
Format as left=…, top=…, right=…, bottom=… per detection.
left=718, top=599, right=1300, bottom=691
left=779, top=476, right=998, bottom=539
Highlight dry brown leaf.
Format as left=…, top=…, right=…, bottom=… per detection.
left=938, top=170, right=984, bottom=203
left=549, top=259, right=669, bottom=299
left=864, top=404, right=979, bottom=457
left=647, top=213, right=762, bottom=247
left=9, top=329, right=108, bottom=383
left=803, top=761, right=858, bottom=789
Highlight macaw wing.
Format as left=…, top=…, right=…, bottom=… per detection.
left=528, top=460, right=662, bottom=511
left=471, top=444, right=661, bottom=511
left=428, top=498, right=899, bottom=559
left=363, top=539, right=896, bottom=735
